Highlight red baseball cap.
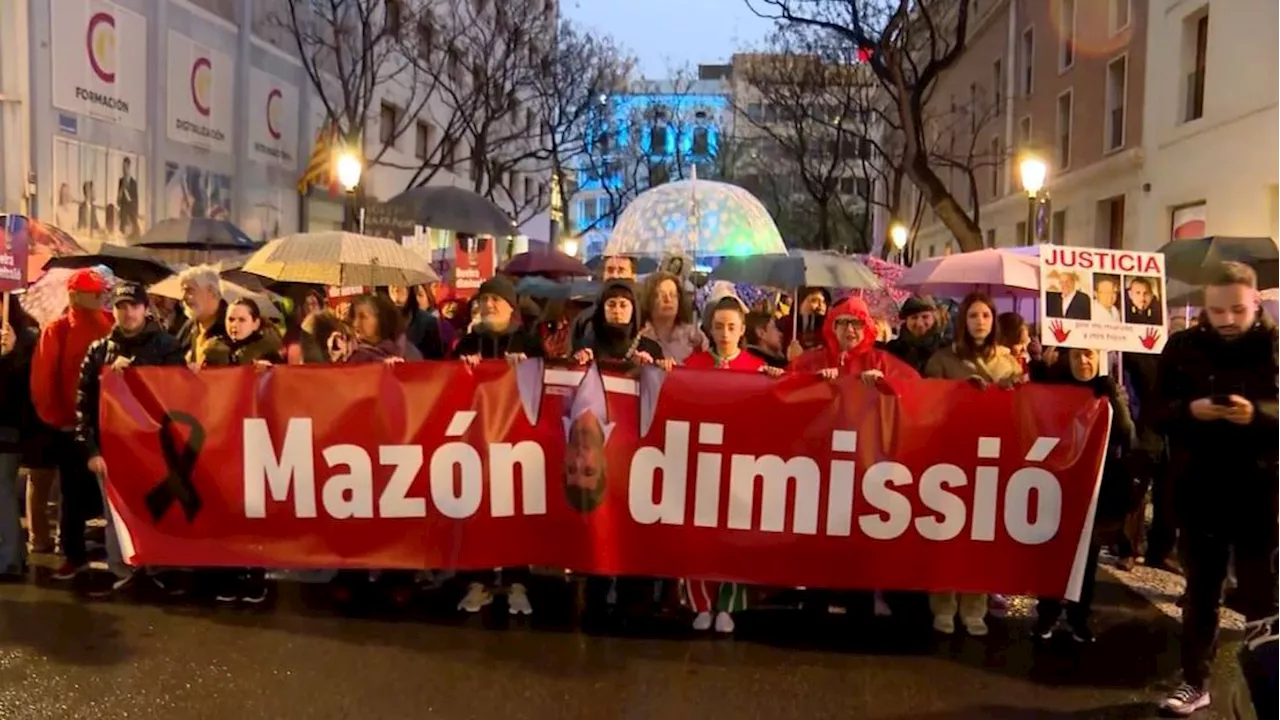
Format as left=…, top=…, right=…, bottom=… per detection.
left=67, top=268, right=107, bottom=293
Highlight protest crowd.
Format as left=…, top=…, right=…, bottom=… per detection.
left=0, top=245, right=1276, bottom=719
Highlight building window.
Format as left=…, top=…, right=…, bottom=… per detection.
left=855, top=177, right=870, bottom=199
left=1018, top=115, right=1032, bottom=149
left=857, top=137, right=872, bottom=159
left=1016, top=220, right=1028, bottom=246
left=692, top=127, right=710, bottom=155
left=992, top=57, right=1003, bottom=110
left=1184, top=13, right=1209, bottom=122
left=989, top=135, right=1002, bottom=198
left=839, top=177, right=855, bottom=194
left=746, top=103, right=762, bottom=122
left=985, top=229, right=996, bottom=248
left=384, top=0, right=402, bottom=36
left=650, top=125, right=668, bottom=155
left=448, top=46, right=463, bottom=86
left=1059, top=0, right=1076, bottom=70
left=525, top=109, right=535, bottom=135
left=649, top=163, right=669, bottom=186
left=524, top=176, right=534, bottom=203
left=415, top=121, right=433, bottom=160
left=1055, top=90, right=1073, bottom=170
left=1051, top=209, right=1066, bottom=245
left=380, top=102, right=399, bottom=147
left=1105, top=55, right=1127, bottom=152
left=1110, top=0, right=1131, bottom=35
left=1020, top=27, right=1034, bottom=95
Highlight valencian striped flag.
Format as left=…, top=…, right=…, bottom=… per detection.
left=297, top=121, right=339, bottom=195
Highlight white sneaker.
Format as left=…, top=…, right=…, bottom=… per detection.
left=933, top=614, right=955, bottom=634
left=1160, top=683, right=1211, bottom=716
left=714, top=611, right=735, bottom=634
left=692, top=611, right=713, bottom=631
left=873, top=591, right=892, bottom=617
left=964, top=619, right=989, bottom=636
left=507, top=583, right=532, bottom=615
left=457, top=582, right=493, bottom=613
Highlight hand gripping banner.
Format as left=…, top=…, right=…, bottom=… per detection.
left=99, top=360, right=1112, bottom=600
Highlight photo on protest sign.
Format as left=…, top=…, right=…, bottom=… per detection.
left=1038, top=246, right=1169, bottom=354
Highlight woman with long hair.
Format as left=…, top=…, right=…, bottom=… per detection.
left=386, top=285, right=444, bottom=359
left=923, top=292, right=1023, bottom=636
left=348, top=293, right=419, bottom=362
left=637, top=271, right=706, bottom=364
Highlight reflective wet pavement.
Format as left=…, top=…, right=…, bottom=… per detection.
left=0, top=572, right=1253, bottom=720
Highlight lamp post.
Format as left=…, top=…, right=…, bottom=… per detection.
left=888, top=220, right=909, bottom=262
left=1018, top=154, right=1049, bottom=245
left=336, top=150, right=364, bottom=233
left=561, top=237, right=579, bottom=259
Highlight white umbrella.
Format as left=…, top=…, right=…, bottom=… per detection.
left=241, top=231, right=438, bottom=287
left=147, top=276, right=283, bottom=321
left=898, top=248, right=1040, bottom=297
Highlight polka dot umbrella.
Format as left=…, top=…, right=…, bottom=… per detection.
left=603, top=174, right=787, bottom=260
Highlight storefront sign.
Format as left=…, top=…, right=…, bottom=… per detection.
left=100, top=362, right=1110, bottom=599
left=167, top=31, right=234, bottom=154
left=248, top=68, right=298, bottom=169
left=51, top=0, right=148, bottom=131
left=1038, top=246, right=1170, bottom=354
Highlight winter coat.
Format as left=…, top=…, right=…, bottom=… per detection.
left=177, top=301, right=231, bottom=367
left=1044, top=369, right=1139, bottom=523
left=31, top=306, right=115, bottom=429
left=76, top=321, right=185, bottom=457
left=884, top=329, right=946, bottom=375
left=789, top=297, right=920, bottom=384
left=0, top=326, right=39, bottom=454
left=403, top=308, right=446, bottom=360
left=1156, top=316, right=1278, bottom=529
left=203, top=328, right=286, bottom=367
left=746, top=344, right=788, bottom=369
left=452, top=323, right=546, bottom=360
left=924, top=343, right=1023, bottom=385
left=638, top=321, right=707, bottom=364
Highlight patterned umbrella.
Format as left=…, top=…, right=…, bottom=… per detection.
left=241, top=231, right=439, bottom=287
left=0, top=215, right=85, bottom=284
left=604, top=177, right=787, bottom=259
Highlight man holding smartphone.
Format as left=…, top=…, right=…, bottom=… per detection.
left=1155, top=261, right=1278, bottom=716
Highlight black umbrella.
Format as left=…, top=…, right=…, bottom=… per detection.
left=382, top=186, right=514, bottom=237
left=43, top=238, right=175, bottom=285
left=1157, top=236, right=1278, bottom=286
left=130, top=218, right=259, bottom=251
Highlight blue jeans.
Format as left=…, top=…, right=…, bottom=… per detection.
left=0, top=452, right=26, bottom=573
left=96, top=473, right=128, bottom=578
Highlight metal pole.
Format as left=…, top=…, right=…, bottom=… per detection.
left=1025, top=193, right=1036, bottom=246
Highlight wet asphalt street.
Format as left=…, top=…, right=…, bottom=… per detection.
left=0, top=570, right=1253, bottom=720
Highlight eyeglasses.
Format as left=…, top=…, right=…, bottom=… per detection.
left=833, top=318, right=865, bottom=330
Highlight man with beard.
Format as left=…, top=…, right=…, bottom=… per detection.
left=1125, top=276, right=1164, bottom=325
left=77, top=283, right=184, bottom=596
left=884, top=296, right=945, bottom=374
left=176, top=265, right=230, bottom=367
left=453, top=276, right=544, bottom=363
left=1156, top=262, right=1278, bottom=717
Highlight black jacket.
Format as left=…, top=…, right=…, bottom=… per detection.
left=1157, top=317, right=1278, bottom=525
left=203, top=329, right=285, bottom=366
left=0, top=326, right=39, bottom=453
left=746, top=344, right=787, bottom=369
left=1048, top=371, right=1138, bottom=522
left=584, top=279, right=664, bottom=364
left=452, top=324, right=545, bottom=360
left=76, top=322, right=185, bottom=456
left=404, top=308, right=445, bottom=360
left=884, top=330, right=946, bottom=374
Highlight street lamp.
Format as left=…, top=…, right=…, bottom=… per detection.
left=1018, top=154, right=1050, bottom=245
left=561, top=238, right=580, bottom=258
left=336, top=151, right=363, bottom=193
left=888, top=221, right=908, bottom=251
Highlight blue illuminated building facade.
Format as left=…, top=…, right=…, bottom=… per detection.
left=569, top=66, right=733, bottom=259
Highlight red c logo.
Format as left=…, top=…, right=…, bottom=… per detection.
left=267, top=88, right=283, bottom=140
left=191, top=57, right=212, bottom=117
left=86, top=12, right=116, bottom=84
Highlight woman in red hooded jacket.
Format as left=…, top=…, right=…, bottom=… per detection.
left=789, top=296, right=920, bottom=385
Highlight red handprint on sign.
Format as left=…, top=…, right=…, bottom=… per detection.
left=1139, top=327, right=1161, bottom=350
left=1049, top=319, right=1070, bottom=343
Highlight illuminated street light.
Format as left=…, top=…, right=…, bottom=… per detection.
left=561, top=238, right=580, bottom=258
left=888, top=221, right=908, bottom=250
left=1019, top=154, right=1047, bottom=197
left=336, top=151, right=363, bottom=192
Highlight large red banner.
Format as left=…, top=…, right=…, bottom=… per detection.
left=100, top=362, right=1111, bottom=600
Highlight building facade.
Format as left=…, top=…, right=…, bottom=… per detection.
left=1138, top=0, right=1278, bottom=248
left=908, top=0, right=1149, bottom=259
left=567, top=65, right=732, bottom=259
left=7, top=0, right=552, bottom=250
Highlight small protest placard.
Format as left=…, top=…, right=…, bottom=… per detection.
left=0, top=215, right=30, bottom=294
left=1038, top=246, right=1169, bottom=354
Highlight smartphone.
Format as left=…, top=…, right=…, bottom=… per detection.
left=1211, top=394, right=1234, bottom=407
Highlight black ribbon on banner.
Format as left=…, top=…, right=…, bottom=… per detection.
left=144, top=411, right=205, bottom=523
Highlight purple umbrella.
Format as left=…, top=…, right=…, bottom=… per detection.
left=500, top=249, right=591, bottom=279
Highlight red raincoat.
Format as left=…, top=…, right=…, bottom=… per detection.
left=789, top=297, right=920, bottom=384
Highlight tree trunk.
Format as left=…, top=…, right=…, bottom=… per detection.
left=817, top=201, right=832, bottom=250
left=905, top=152, right=984, bottom=252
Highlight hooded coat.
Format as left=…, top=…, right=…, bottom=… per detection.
left=587, top=279, right=664, bottom=363
left=789, top=297, right=920, bottom=382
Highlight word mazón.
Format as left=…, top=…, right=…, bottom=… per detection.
left=243, top=414, right=1067, bottom=544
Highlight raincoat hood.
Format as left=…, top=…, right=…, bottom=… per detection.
left=823, top=296, right=876, bottom=365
